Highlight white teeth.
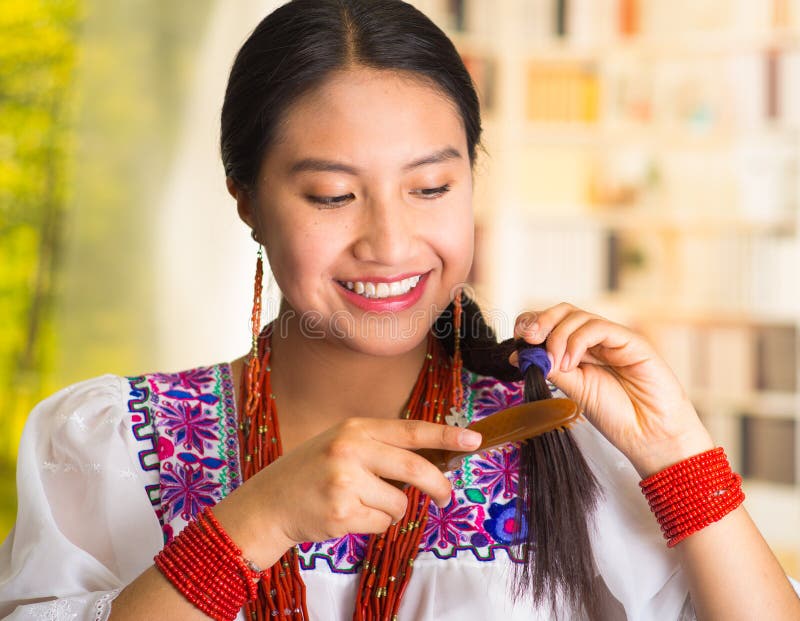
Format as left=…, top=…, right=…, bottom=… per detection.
left=342, top=275, right=424, bottom=299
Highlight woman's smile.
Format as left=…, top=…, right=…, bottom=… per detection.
left=335, top=271, right=430, bottom=312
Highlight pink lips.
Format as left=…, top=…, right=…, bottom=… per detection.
left=337, top=272, right=429, bottom=312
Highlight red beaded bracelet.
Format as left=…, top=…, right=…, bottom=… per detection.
left=154, top=506, right=268, bottom=621
left=639, top=447, right=745, bottom=547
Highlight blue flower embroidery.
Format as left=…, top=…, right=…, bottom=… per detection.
left=484, top=499, right=527, bottom=545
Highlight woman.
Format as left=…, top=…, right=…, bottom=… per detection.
left=1, top=1, right=798, bottom=619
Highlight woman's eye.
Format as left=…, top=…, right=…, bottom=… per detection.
left=306, top=184, right=450, bottom=208
left=307, top=193, right=355, bottom=208
left=414, top=184, right=451, bottom=198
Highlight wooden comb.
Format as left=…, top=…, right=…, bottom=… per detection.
left=417, top=398, right=580, bottom=472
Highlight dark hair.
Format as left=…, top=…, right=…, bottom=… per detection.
left=221, top=0, right=482, bottom=196
left=435, top=292, right=603, bottom=618
left=221, top=0, right=600, bottom=617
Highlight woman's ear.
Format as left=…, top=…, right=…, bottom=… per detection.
left=227, top=176, right=259, bottom=236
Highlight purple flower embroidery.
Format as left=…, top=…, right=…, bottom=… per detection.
left=320, top=533, right=370, bottom=567
left=160, top=461, right=222, bottom=522
left=471, top=445, right=519, bottom=501
left=422, top=496, right=485, bottom=551
left=157, top=401, right=218, bottom=453
left=471, top=378, right=523, bottom=420
left=152, top=368, right=216, bottom=392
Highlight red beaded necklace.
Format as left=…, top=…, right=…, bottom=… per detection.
left=237, top=275, right=463, bottom=620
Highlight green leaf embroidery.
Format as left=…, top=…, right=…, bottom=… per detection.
left=464, top=488, right=486, bottom=504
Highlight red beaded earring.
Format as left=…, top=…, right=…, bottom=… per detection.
left=244, top=244, right=264, bottom=420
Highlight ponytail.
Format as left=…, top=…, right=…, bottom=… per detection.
left=434, top=291, right=603, bottom=618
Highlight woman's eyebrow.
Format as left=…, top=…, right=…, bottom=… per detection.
left=402, top=146, right=462, bottom=171
left=287, top=146, right=462, bottom=176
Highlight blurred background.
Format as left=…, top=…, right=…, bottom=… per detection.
left=1, top=0, right=798, bottom=575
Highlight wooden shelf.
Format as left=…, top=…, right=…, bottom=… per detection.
left=691, top=389, right=800, bottom=418
left=429, top=0, right=800, bottom=558
left=511, top=206, right=798, bottom=234
left=516, top=123, right=800, bottom=150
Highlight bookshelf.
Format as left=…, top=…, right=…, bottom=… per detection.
left=413, top=0, right=800, bottom=575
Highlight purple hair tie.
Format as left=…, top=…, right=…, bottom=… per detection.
left=518, top=347, right=551, bottom=378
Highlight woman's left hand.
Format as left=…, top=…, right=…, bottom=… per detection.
left=512, top=302, right=715, bottom=477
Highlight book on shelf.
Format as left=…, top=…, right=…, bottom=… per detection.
left=740, top=415, right=797, bottom=485
left=431, top=0, right=800, bottom=46
left=755, top=325, right=798, bottom=392
left=525, top=62, right=600, bottom=123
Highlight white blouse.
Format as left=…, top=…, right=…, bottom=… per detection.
left=0, top=368, right=797, bottom=620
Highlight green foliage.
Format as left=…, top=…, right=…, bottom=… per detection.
left=0, top=0, right=82, bottom=544
left=0, top=0, right=214, bottom=542
left=0, top=0, right=81, bottom=456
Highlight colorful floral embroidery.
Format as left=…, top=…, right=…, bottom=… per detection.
left=470, top=375, right=524, bottom=420
left=484, top=498, right=527, bottom=545
left=157, top=400, right=220, bottom=454
left=151, top=368, right=217, bottom=393
left=298, top=534, right=371, bottom=573
left=126, top=363, right=240, bottom=544
left=296, top=369, right=529, bottom=571
left=129, top=363, right=529, bottom=566
left=160, top=459, right=223, bottom=523
left=126, top=376, right=160, bottom=507
left=469, top=445, right=519, bottom=502
left=421, top=495, right=486, bottom=557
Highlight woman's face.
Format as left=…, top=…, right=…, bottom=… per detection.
left=240, top=67, right=474, bottom=356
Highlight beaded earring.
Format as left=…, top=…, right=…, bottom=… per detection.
left=244, top=244, right=264, bottom=425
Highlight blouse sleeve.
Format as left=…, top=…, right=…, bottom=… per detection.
left=0, top=374, right=163, bottom=620
left=570, top=419, right=690, bottom=620
left=571, top=419, right=800, bottom=620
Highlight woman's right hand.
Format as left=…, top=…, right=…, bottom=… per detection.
left=212, top=418, right=482, bottom=568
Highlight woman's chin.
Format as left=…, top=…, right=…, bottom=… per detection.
left=332, top=326, right=431, bottom=358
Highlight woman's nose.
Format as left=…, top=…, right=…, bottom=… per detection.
left=351, top=197, right=414, bottom=266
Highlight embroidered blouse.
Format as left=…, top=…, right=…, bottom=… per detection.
left=2, top=362, right=795, bottom=619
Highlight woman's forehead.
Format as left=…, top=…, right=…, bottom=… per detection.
left=266, top=68, right=467, bottom=172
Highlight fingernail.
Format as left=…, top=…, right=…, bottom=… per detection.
left=459, top=430, right=482, bottom=448
left=561, top=354, right=571, bottom=372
